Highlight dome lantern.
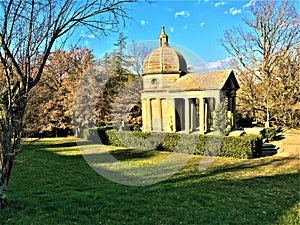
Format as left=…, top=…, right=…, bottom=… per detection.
left=158, top=26, right=168, bottom=47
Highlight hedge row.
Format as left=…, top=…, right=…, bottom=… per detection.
left=84, top=128, right=262, bottom=159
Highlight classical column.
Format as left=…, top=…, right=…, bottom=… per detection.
left=141, top=98, right=147, bottom=131
left=228, top=96, right=233, bottom=111
left=172, top=102, right=176, bottom=132
left=231, top=92, right=237, bottom=128
left=199, top=98, right=205, bottom=134
left=157, top=98, right=162, bottom=131
left=204, top=101, right=208, bottom=133
left=184, top=98, right=190, bottom=133
left=190, top=100, right=195, bottom=131
left=147, top=98, right=152, bottom=131
left=227, top=91, right=237, bottom=128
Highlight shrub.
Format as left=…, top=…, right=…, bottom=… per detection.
left=84, top=128, right=262, bottom=159
left=220, top=135, right=262, bottom=158
left=264, top=127, right=278, bottom=141
left=212, top=102, right=227, bottom=134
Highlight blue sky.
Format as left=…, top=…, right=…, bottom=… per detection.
left=71, top=0, right=299, bottom=70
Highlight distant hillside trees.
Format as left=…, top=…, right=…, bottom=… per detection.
left=221, top=0, right=300, bottom=128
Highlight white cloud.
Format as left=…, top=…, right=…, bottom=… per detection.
left=88, top=34, right=96, bottom=38
left=141, top=20, right=147, bottom=26
left=175, top=10, right=190, bottom=18
left=105, top=24, right=112, bottom=30
left=80, top=31, right=95, bottom=39
left=214, top=1, right=227, bottom=7
left=197, top=0, right=207, bottom=3
left=200, top=22, right=205, bottom=27
left=79, top=31, right=86, bottom=38
left=170, top=27, right=174, bottom=32
left=195, top=0, right=209, bottom=6
left=243, top=0, right=256, bottom=8
left=225, top=7, right=242, bottom=16
left=206, top=57, right=234, bottom=70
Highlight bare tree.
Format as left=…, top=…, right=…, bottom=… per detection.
left=127, top=41, right=152, bottom=76
left=221, top=0, right=300, bottom=127
left=0, top=0, right=147, bottom=208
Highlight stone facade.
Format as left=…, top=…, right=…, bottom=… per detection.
left=141, top=27, right=239, bottom=134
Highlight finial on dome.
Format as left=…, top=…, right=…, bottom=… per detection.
left=158, top=25, right=168, bottom=47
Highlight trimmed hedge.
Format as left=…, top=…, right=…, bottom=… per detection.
left=84, top=128, right=262, bottom=159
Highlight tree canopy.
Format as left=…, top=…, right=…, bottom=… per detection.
left=221, top=0, right=300, bottom=128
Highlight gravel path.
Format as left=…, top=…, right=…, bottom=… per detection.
left=273, top=129, right=299, bottom=159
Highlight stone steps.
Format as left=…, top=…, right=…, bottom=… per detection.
left=261, top=143, right=278, bottom=157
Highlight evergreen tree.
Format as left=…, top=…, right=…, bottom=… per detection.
left=212, top=102, right=227, bottom=135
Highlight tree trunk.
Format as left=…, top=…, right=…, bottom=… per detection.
left=0, top=147, right=16, bottom=208
left=0, top=96, right=24, bottom=209
left=0, top=162, right=12, bottom=209
left=265, top=106, right=270, bottom=128
left=0, top=172, right=8, bottom=208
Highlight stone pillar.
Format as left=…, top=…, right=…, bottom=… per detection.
left=228, top=96, right=232, bottom=111
left=227, top=95, right=233, bottom=129
left=227, top=91, right=237, bottom=129
left=199, top=98, right=205, bottom=134
left=231, top=93, right=237, bottom=128
left=141, top=98, right=147, bottom=131
left=190, top=101, right=195, bottom=131
left=157, top=98, right=162, bottom=131
left=205, top=101, right=208, bottom=133
left=184, top=98, right=190, bottom=133
left=147, top=98, right=152, bottom=131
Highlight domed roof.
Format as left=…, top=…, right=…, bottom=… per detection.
left=142, top=26, right=188, bottom=75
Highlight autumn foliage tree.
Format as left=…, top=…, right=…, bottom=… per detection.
left=25, top=47, right=94, bottom=137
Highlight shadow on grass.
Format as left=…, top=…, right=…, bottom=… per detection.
left=4, top=139, right=300, bottom=225
left=109, top=149, right=161, bottom=161
left=23, top=138, right=91, bottom=149
left=195, top=156, right=298, bottom=179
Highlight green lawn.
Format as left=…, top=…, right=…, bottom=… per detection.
left=1, top=137, right=299, bottom=225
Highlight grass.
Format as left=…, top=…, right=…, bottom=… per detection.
left=1, top=137, right=299, bottom=225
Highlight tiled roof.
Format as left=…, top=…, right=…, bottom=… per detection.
left=173, top=70, right=239, bottom=91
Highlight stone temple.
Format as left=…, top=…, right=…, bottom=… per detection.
left=141, top=26, right=239, bottom=134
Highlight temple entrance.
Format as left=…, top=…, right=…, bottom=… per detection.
left=175, top=98, right=185, bottom=131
